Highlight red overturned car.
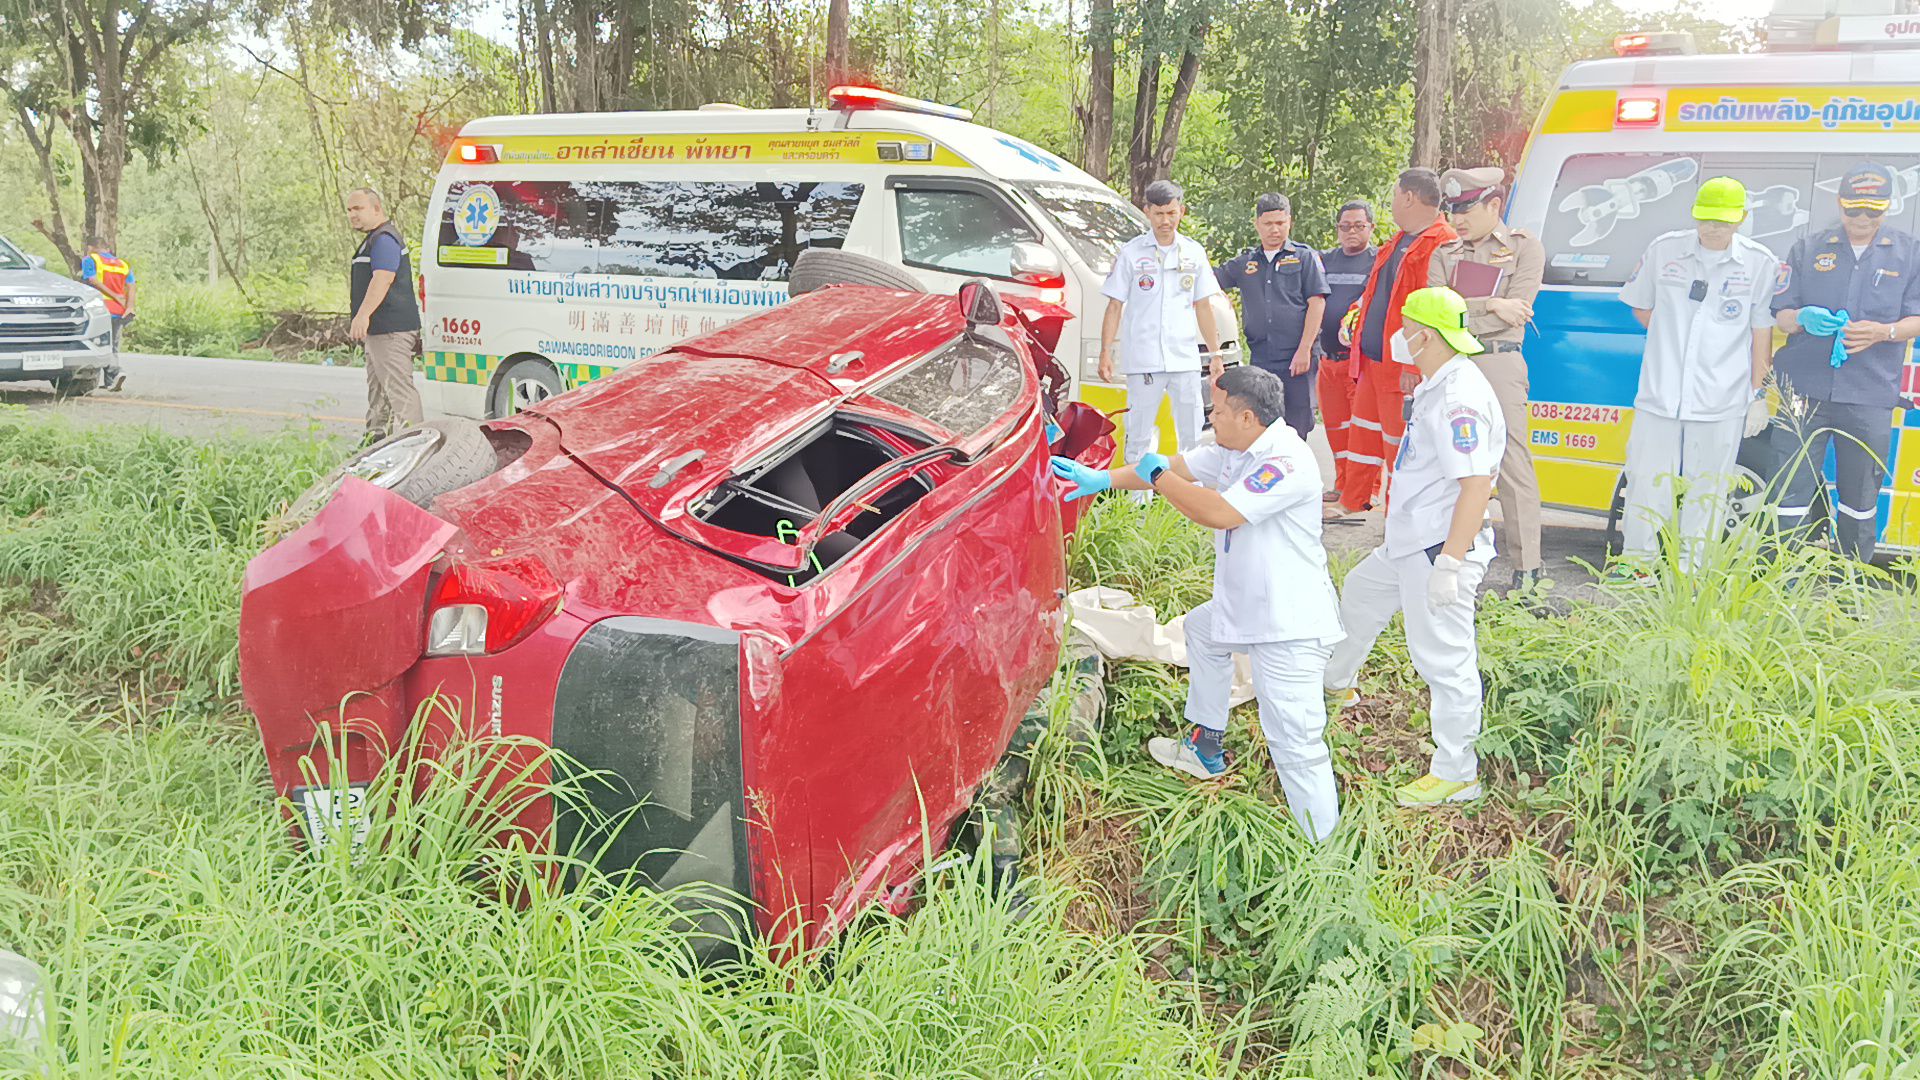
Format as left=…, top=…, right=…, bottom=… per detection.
left=239, top=264, right=1113, bottom=948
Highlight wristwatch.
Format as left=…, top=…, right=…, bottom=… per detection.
left=1141, top=460, right=1169, bottom=486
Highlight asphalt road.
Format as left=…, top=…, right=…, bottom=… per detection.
left=0, top=352, right=443, bottom=439
left=2, top=351, right=1611, bottom=597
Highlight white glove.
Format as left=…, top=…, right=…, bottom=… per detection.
left=1744, top=396, right=1770, bottom=439
left=1427, top=553, right=1464, bottom=610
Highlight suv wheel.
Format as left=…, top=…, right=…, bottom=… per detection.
left=53, top=371, right=99, bottom=399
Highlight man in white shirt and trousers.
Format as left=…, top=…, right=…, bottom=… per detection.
left=1051, top=366, right=1346, bottom=840
left=1323, top=287, right=1506, bottom=809
left=1099, top=180, right=1227, bottom=473
left=1616, top=175, right=1777, bottom=574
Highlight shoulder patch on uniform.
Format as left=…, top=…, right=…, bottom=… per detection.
left=1244, top=458, right=1293, bottom=492
left=1774, top=260, right=1792, bottom=295
left=1447, top=406, right=1487, bottom=454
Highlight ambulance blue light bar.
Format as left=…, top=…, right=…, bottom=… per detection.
left=828, top=85, right=974, bottom=122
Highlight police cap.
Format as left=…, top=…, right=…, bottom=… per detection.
left=1439, top=166, right=1506, bottom=213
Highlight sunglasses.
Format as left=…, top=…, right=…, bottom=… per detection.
left=1844, top=205, right=1889, bottom=219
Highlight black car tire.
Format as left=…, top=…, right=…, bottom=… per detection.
left=385, top=420, right=498, bottom=508
left=53, top=371, right=99, bottom=399
left=788, top=249, right=927, bottom=296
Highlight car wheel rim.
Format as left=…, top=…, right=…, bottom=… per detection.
left=346, top=428, right=441, bottom=489
left=510, top=375, right=554, bottom=413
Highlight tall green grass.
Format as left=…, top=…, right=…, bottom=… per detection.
left=1055, top=493, right=1920, bottom=1076
left=6, top=410, right=1920, bottom=1077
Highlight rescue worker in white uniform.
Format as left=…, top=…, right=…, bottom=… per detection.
left=1324, top=288, right=1505, bottom=809
left=1616, top=176, right=1776, bottom=573
left=1050, top=366, right=1345, bottom=840
left=1099, top=179, right=1226, bottom=465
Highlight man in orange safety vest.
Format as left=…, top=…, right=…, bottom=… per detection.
left=80, top=238, right=133, bottom=391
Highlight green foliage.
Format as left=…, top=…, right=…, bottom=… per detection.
left=0, top=411, right=337, bottom=698
left=123, top=281, right=274, bottom=356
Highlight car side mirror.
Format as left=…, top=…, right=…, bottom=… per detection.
left=26, top=254, right=44, bottom=269
left=958, top=280, right=1004, bottom=327
left=1009, top=242, right=1064, bottom=287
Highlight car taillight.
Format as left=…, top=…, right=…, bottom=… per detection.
left=425, top=558, right=561, bottom=656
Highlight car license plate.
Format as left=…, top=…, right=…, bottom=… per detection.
left=296, top=782, right=371, bottom=852
left=19, top=353, right=63, bottom=371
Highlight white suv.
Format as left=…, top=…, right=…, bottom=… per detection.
left=0, top=235, right=116, bottom=397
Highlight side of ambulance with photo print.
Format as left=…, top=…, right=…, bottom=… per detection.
left=419, top=87, right=1234, bottom=439
left=1506, top=37, right=1920, bottom=555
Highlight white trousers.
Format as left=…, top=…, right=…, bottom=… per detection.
left=1621, top=411, right=1743, bottom=571
left=1183, top=601, right=1339, bottom=841
left=1323, top=546, right=1486, bottom=784
left=1124, top=370, right=1206, bottom=462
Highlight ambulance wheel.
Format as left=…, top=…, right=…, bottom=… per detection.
left=788, top=249, right=926, bottom=296
left=488, top=358, right=565, bottom=419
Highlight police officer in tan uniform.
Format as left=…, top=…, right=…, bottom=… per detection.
left=1427, top=166, right=1546, bottom=589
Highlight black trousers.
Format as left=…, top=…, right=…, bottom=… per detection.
left=1249, top=353, right=1317, bottom=440
left=1768, top=399, right=1891, bottom=562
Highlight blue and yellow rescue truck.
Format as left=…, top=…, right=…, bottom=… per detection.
left=1507, top=10, right=1920, bottom=555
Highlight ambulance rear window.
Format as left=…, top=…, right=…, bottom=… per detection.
left=1539, top=152, right=1920, bottom=288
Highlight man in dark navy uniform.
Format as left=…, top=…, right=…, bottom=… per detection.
left=1770, top=163, right=1920, bottom=562
left=1214, top=193, right=1329, bottom=437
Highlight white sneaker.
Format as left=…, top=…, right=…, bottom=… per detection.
left=1148, top=726, right=1230, bottom=780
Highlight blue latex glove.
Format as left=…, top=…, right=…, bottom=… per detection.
left=1050, top=456, right=1110, bottom=501
left=1134, top=452, right=1172, bottom=487
left=1830, top=309, right=1852, bottom=368
left=1796, top=305, right=1848, bottom=337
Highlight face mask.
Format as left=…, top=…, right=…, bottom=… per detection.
left=1390, top=328, right=1417, bottom=366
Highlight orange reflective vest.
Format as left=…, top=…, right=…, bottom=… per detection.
left=88, top=253, right=132, bottom=316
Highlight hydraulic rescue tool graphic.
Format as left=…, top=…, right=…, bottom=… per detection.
left=1557, top=157, right=1700, bottom=246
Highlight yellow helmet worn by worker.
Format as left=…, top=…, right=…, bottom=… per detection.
left=1399, top=286, right=1483, bottom=356
left=1692, top=176, right=1748, bottom=223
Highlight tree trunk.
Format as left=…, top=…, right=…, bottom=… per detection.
left=531, top=0, right=560, bottom=112
left=1149, top=36, right=1205, bottom=185
left=1411, top=0, right=1456, bottom=168
left=1126, top=48, right=1161, bottom=204
left=570, top=0, right=601, bottom=112
left=1081, top=0, right=1114, bottom=183
left=825, top=0, right=850, bottom=86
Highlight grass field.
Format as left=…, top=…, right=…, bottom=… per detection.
left=1, top=410, right=1917, bottom=1076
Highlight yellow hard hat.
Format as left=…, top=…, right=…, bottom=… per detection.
left=1400, top=287, right=1483, bottom=356
left=1692, top=176, right=1748, bottom=223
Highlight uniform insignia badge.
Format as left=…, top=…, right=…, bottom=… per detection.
left=1774, top=261, right=1792, bottom=295
left=1448, top=408, right=1484, bottom=453
left=1138, top=275, right=1157, bottom=291
left=1244, top=460, right=1290, bottom=492
left=1718, top=298, right=1745, bottom=322
left=1815, top=252, right=1839, bottom=272
left=1181, top=274, right=1195, bottom=290
left=1244, top=261, right=1259, bottom=275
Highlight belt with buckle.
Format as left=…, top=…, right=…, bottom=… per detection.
left=1483, top=341, right=1524, bottom=354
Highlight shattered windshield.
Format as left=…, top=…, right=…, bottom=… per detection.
left=1020, top=183, right=1145, bottom=275
left=868, top=336, right=1025, bottom=438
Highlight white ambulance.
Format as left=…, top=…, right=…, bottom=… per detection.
left=1507, top=4, right=1920, bottom=555
left=418, top=86, right=1233, bottom=442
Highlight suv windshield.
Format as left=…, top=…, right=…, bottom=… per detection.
left=1020, top=183, right=1145, bottom=275
left=0, top=238, right=30, bottom=271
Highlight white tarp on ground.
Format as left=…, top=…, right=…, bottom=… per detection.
left=1065, top=586, right=1255, bottom=707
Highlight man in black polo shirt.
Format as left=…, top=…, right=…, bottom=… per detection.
left=1213, top=193, right=1329, bottom=437
left=1320, top=199, right=1377, bottom=502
